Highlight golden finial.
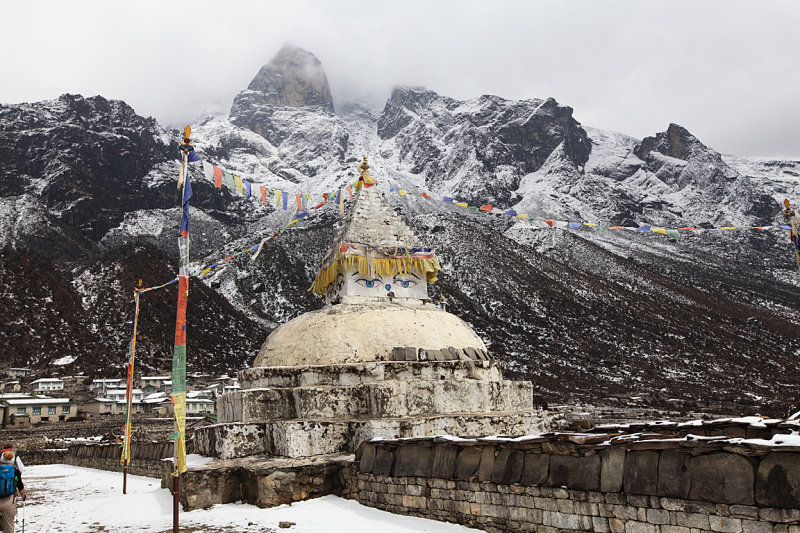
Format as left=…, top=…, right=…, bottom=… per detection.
left=357, top=155, right=369, bottom=174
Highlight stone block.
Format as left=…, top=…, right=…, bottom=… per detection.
left=647, top=508, right=670, bottom=525
left=728, top=505, right=759, bottom=519
left=359, top=443, right=376, bottom=473
left=403, top=347, right=418, bottom=361
left=661, top=527, right=691, bottom=533
left=755, top=452, right=800, bottom=508
left=623, top=451, right=659, bottom=496
left=478, top=446, right=496, bottom=482
left=391, top=347, right=405, bottom=361
left=455, top=447, right=482, bottom=480
left=741, top=520, right=773, bottom=533
left=675, top=512, right=710, bottom=530
left=521, top=453, right=549, bottom=486
left=601, top=446, right=626, bottom=493
left=394, top=444, right=432, bottom=477
left=548, top=454, right=601, bottom=491
left=627, top=494, right=650, bottom=508
left=708, top=516, right=742, bottom=533
left=625, top=522, right=657, bottom=533
left=373, top=447, right=394, bottom=476
left=464, top=347, right=479, bottom=360
left=689, top=453, right=755, bottom=505
left=447, top=347, right=461, bottom=360
left=609, top=518, right=625, bottom=533
left=431, top=445, right=458, bottom=479
left=491, top=449, right=523, bottom=485
left=593, top=516, right=611, bottom=533
left=657, top=449, right=691, bottom=499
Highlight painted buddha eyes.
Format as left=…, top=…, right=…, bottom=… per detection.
left=355, top=278, right=382, bottom=288
left=353, top=274, right=419, bottom=290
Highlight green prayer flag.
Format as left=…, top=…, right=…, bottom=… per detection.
left=665, top=229, right=680, bottom=241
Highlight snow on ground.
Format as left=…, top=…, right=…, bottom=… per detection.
left=20, top=464, right=478, bottom=532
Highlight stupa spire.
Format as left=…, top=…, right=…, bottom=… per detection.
left=310, top=158, right=441, bottom=302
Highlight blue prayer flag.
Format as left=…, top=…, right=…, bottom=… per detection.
left=568, top=222, right=581, bottom=229
left=281, top=191, right=289, bottom=210
left=187, top=151, right=201, bottom=163
left=442, top=197, right=454, bottom=203
left=179, top=173, right=192, bottom=236
left=244, top=180, right=252, bottom=199
left=636, top=225, right=651, bottom=232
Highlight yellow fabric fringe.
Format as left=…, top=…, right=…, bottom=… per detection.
left=310, top=252, right=441, bottom=294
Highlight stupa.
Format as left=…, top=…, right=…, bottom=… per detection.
left=195, top=158, right=549, bottom=460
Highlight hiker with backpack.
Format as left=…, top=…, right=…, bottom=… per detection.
left=0, top=450, right=25, bottom=533
left=0, top=446, right=22, bottom=475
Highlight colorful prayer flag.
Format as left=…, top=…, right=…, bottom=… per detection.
left=213, top=166, right=223, bottom=188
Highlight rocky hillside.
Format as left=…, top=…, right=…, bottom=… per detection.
left=2, top=44, right=800, bottom=417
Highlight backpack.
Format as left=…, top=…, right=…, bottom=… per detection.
left=0, top=464, right=14, bottom=497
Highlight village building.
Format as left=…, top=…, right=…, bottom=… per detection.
left=78, top=398, right=115, bottom=417
left=31, top=377, right=65, bottom=392
left=139, top=376, right=170, bottom=392
left=2, top=367, right=33, bottom=379
left=1, top=395, right=74, bottom=425
left=89, top=378, right=123, bottom=391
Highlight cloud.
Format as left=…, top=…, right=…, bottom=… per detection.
left=1, top=0, right=798, bottom=157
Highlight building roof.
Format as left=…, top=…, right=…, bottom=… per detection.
left=32, top=378, right=64, bottom=383
left=3, top=398, right=71, bottom=405
left=140, top=376, right=170, bottom=381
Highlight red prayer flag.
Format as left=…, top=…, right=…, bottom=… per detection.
left=421, top=192, right=431, bottom=199
left=213, top=166, right=223, bottom=188
left=479, top=204, right=493, bottom=212
left=543, top=219, right=554, bottom=227
left=296, top=193, right=302, bottom=211
left=260, top=186, right=267, bottom=206
left=346, top=185, right=353, bottom=201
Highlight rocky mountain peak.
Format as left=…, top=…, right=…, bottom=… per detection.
left=243, top=43, right=334, bottom=111
left=634, top=123, right=709, bottom=161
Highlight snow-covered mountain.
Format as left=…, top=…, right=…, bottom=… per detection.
left=2, top=44, right=800, bottom=416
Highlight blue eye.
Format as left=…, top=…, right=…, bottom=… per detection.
left=355, top=278, right=381, bottom=288
left=393, top=279, right=418, bottom=289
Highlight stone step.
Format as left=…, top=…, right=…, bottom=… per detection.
left=218, top=379, right=534, bottom=423
left=194, top=410, right=547, bottom=459
left=239, top=360, right=505, bottom=389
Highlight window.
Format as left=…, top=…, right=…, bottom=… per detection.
left=48, top=406, right=56, bottom=415
left=16, top=407, right=26, bottom=415
left=62, top=406, right=70, bottom=414
left=105, top=404, right=112, bottom=413
left=33, top=407, right=41, bottom=415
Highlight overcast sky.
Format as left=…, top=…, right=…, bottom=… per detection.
left=2, top=1, right=798, bottom=157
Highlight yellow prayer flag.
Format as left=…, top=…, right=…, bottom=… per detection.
left=652, top=227, right=667, bottom=235
left=456, top=202, right=468, bottom=207
left=398, top=190, right=407, bottom=196
left=720, top=227, right=736, bottom=230
left=234, top=175, right=244, bottom=194
left=516, top=214, right=529, bottom=220
left=275, top=189, right=282, bottom=207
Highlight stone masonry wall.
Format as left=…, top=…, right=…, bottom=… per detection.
left=22, top=441, right=181, bottom=479
left=354, top=436, right=800, bottom=533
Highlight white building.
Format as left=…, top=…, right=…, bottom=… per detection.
left=89, top=378, right=123, bottom=391
left=31, top=378, right=64, bottom=392
left=104, top=388, right=143, bottom=402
